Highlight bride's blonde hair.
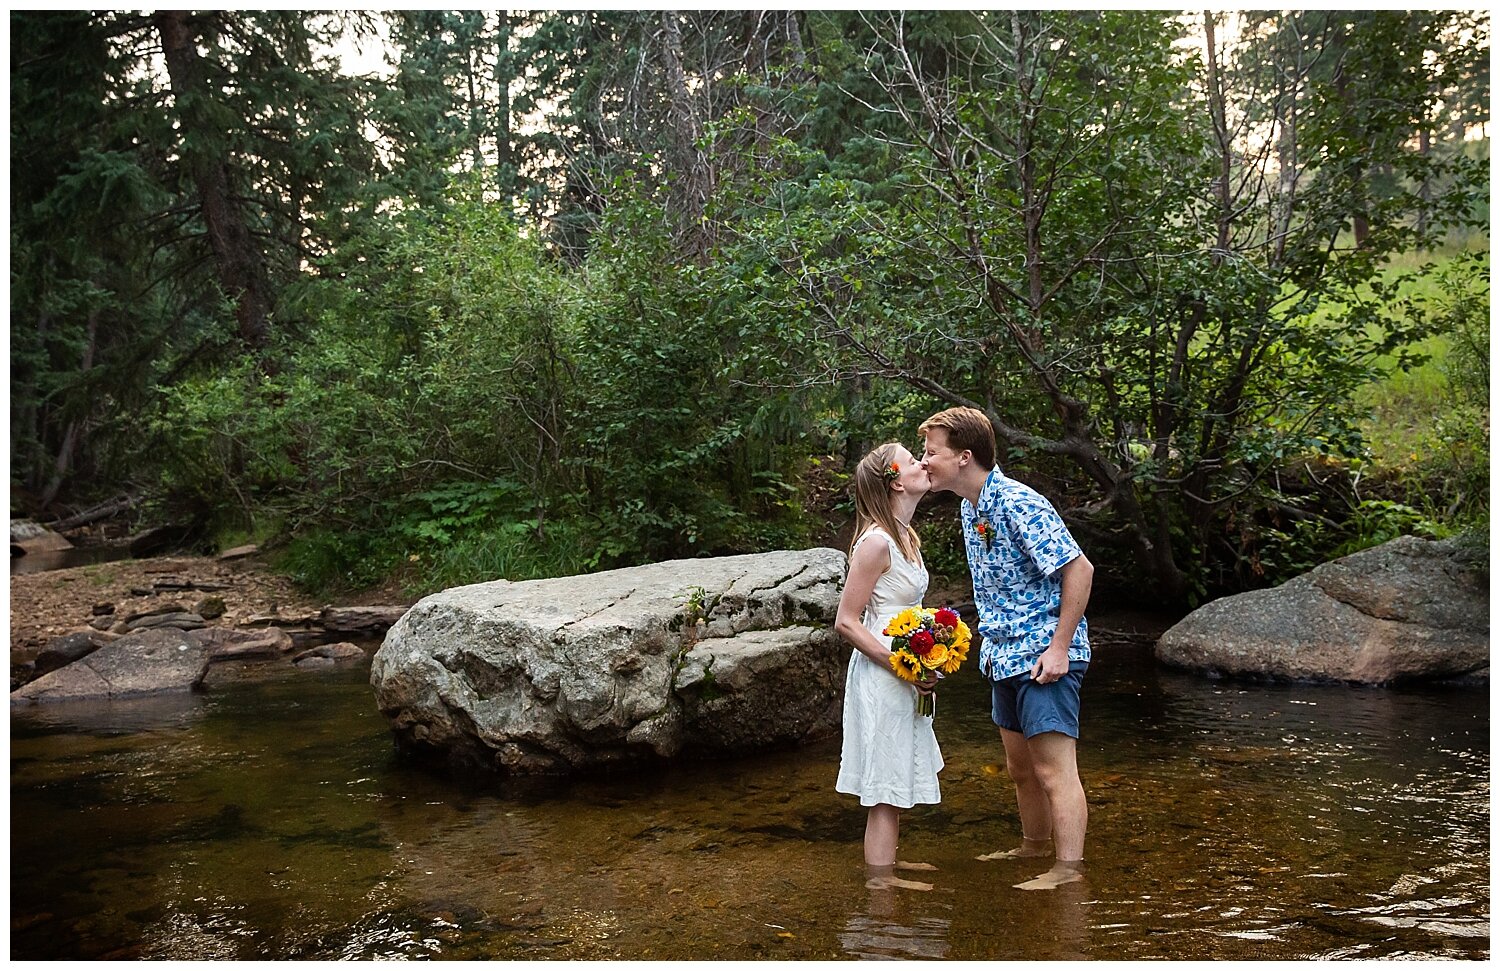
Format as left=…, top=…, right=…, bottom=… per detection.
left=850, top=442, right=921, bottom=564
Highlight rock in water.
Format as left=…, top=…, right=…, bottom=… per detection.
left=320, top=605, right=410, bottom=636
left=1156, top=536, right=1488, bottom=684
left=370, top=548, right=847, bottom=775
left=294, top=642, right=368, bottom=666
left=12, top=629, right=210, bottom=703
left=34, top=630, right=115, bottom=675
left=10, top=519, right=73, bottom=554
left=192, top=627, right=294, bottom=661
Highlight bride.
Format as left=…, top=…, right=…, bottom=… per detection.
left=834, top=442, right=943, bottom=891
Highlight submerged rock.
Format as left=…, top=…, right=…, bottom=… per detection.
left=12, top=629, right=210, bottom=704
left=294, top=642, right=367, bottom=667
left=1156, top=536, right=1488, bottom=685
left=370, top=548, right=847, bottom=775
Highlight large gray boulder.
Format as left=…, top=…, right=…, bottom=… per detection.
left=12, top=629, right=211, bottom=704
left=1156, top=535, right=1488, bottom=684
left=370, top=548, right=847, bottom=775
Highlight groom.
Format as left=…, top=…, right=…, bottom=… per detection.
left=919, top=407, right=1093, bottom=891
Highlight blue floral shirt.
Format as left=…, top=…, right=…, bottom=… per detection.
left=962, top=468, right=1090, bottom=681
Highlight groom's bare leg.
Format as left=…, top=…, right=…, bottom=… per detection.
left=977, top=727, right=1056, bottom=861
left=976, top=836, right=1053, bottom=861
left=1015, top=731, right=1087, bottom=889
left=1015, top=859, right=1086, bottom=891
left=1027, top=731, right=1086, bottom=859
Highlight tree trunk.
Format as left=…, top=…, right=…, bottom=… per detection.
left=153, top=10, right=273, bottom=348
left=495, top=10, right=516, bottom=209
left=1203, top=12, right=1234, bottom=265
left=660, top=10, right=712, bottom=260
left=1012, top=12, right=1045, bottom=346
left=1330, top=56, right=1370, bottom=248
left=785, top=11, right=808, bottom=79
left=38, top=307, right=100, bottom=509
left=1417, top=125, right=1431, bottom=237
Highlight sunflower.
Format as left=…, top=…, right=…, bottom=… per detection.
left=883, top=608, right=923, bottom=638
left=889, top=649, right=923, bottom=682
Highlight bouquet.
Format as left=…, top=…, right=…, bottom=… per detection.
left=883, top=606, right=972, bottom=717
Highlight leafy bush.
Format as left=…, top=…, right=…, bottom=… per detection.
left=1255, top=498, right=1447, bottom=586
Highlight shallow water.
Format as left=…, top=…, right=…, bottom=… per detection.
left=10, top=638, right=1490, bottom=960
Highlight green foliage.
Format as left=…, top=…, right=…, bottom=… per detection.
left=568, top=190, right=813, bottom=562
left=1434, top=252, right=1491, bottom=408
left=406, top=515, right=603, bottom=596
left=11, top=9, right=1488, bottom=606
left=392, top=480, right=528, bottom=548
left=1255, top=499, right=1447, bottom=586
left=277, top=528, right=397, bottom=593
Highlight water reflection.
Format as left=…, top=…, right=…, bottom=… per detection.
left=841, top=881, right=951, bottom=960
left=9, top=642, right=1489, bottom=960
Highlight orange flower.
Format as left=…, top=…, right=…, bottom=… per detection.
left=974, top=518, right=993, bottom=550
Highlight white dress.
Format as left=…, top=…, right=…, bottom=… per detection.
left=835, top=526, right=944, bottom=808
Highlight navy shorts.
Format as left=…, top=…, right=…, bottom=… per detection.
left=990, top=660, right=1088, bottom=738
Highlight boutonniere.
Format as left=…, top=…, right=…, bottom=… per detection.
left=973, top=517, right=994, bottom=551
left=882, top=462, right=901, bottom=482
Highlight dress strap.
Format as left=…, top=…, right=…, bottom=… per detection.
left=853, top=526, right=894, bottom=553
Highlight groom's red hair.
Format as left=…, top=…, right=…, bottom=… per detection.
left=919, top=407, right=996, bottom=469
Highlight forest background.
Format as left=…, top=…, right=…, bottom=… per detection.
left=10, top=10, right=1490, bottom=610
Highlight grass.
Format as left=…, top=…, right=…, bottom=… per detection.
left=407, top=518, right=600, bottom=598
left=1345, top=245, right=1489, bottom=466
left=84, top=565, right=120, bottom=587
left=1358, top=332, right=1454, bottom=466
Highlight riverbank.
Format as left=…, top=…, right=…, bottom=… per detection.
left=9, top=550, right=1177, bottom=693
left=8, top=553, right=406, bottom=669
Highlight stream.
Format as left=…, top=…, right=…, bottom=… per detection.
left=10, top=632, right=1489, bottom=960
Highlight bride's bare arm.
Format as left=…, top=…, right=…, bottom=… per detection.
left=835, top=538, right=895, bottom=668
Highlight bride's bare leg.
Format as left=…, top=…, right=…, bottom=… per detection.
left=864, top=804, right=900, bottom=866
left=863, top=805, right=935, bottom=887
left=865, top=863, right=933, bottom=891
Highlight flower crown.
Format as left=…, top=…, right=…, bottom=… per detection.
left=882, top=462, right=901, bottom=482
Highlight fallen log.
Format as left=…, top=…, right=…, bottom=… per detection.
left=47, top=495, right=139, bottom=532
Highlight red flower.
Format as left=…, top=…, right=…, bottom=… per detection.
left=934, top=607, right=960, bottom=630
left=908, top=629, right=936, bottom=655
